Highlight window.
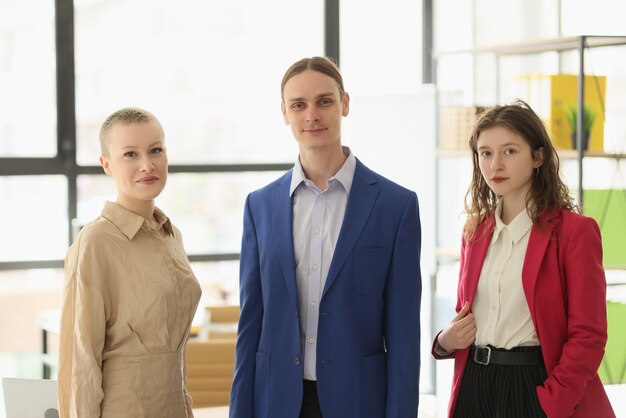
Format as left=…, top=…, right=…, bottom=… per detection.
left=0, top=0, right=56, bottom=158
left=0, top=0, right=324, bottom=379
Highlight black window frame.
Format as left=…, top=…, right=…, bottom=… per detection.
left=0, top=0, right=341, bottom=271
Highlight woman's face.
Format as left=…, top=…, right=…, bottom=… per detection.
left=476, top=125, right=543, bottom=202
left=99, top=120, right=168, bottom=208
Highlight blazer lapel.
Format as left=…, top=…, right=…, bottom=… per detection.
left=521, top=214, right=556, bottom=314
left=463, top=219, right=493, bottom=305
left=322, top=160, right=378, bottom=298
left=271, top=172, right=298, bottom=304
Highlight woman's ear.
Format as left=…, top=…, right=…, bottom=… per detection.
left=533, top=147, right=545, bottom=168
left=99, top=155, right=112, bottom=175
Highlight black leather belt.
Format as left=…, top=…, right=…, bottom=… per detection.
left=470, top=345, right=543, bottom=366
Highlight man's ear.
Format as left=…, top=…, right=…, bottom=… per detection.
left=281, top=101, right=290, bottom=125
left=342, top=92, right=350, bottom=117
left=99, top=155, right=112, bottom=175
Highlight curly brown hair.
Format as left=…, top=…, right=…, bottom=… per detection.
left=464, top=99, right=578, bottom=241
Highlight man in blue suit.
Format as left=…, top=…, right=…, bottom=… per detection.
left=229, top=56, right=422, bottom=418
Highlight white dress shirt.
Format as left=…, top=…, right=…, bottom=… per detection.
left=473, top=202, right=540, bottom=349
left=289, top=146, right=356, bottom=381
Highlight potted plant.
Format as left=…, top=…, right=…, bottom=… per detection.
left=565, top=103, right=596, bottom=150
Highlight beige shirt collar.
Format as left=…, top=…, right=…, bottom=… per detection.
left=101, top=201, right=174, bottom=240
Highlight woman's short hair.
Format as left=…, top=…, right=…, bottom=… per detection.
left=99, top=107, right=162, bottom=156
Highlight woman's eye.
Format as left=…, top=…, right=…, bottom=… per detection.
left=150, top=147, right=163, bottom=154
left=123, top=151, right=136, bottom=158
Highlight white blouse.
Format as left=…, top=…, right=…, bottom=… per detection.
left=473, top=202, right=540, bottom=349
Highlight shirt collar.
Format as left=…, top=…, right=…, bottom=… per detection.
left=289, top=146, right=356, bottom=196
left=101, top=201, right=174, bottom=240
left=492, top=201, right=533, bottom=244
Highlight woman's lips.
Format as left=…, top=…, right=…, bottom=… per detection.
left=137, top=176, right=159, bottom=184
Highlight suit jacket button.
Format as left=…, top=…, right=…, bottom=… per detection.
left=294, top=356, right=301, bottom=366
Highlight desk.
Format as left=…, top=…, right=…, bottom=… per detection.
left=40, top=310, right=60, bottom=379
left=193, top=406, right=229, bottom=417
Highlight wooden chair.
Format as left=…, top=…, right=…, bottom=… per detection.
left=185, top=340, right=236, bottom=408
left=198, top=305, right=240, bottom=340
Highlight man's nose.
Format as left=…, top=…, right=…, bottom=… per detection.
left=305, top=110, right=320, bottom=122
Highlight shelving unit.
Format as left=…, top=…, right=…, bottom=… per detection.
left=431, top=34, right=626, bottom=396
left=434, top=35, right=626, bottom=204
left=434, top=34, right=626, bottom=259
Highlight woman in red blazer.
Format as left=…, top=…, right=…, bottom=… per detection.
left=432, top=100, right=615, bottom=418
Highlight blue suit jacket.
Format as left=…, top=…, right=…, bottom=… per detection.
left=229, top=159, right=422, bottom=418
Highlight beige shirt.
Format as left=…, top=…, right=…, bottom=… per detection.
left=58, top=201, right=202, bottom=418
left=473, top=202, right=539, bottom=349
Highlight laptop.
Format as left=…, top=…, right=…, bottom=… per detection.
left=1, top=377, right=58, bottom=418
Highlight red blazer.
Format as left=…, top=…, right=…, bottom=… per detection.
left=433, top=209, right=615, bottom=418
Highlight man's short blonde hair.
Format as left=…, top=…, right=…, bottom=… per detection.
left=99, top=107, right=163, bottom=156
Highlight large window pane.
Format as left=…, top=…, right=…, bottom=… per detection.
left=0, top=176, right=68, bottom=261
left=74, top=0, right=323, bottom=165
left=77, top=171, right=286, bottom=254
left=0, top=0, right=56, bottom=157
left=341, top=0, right=422, bottom=97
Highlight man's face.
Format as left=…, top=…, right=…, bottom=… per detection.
left=281, top=69, right=349, bottom=152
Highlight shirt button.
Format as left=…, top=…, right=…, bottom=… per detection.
left=311, top=302, right=317, bottom=308
left=312, top=264, right=319, bottom=271
left=314, top=227, right=320, bottom=234
left=294, top=356, right=301, bottom=366
left=308, top=338, right=315, bottom=344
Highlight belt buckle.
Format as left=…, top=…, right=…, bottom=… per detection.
left=474, top=345, right=491, bottom=365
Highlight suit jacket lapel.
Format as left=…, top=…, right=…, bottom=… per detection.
left=322, top=160, right=378, bottom=298
left=272, top=172, right=298, bottom=304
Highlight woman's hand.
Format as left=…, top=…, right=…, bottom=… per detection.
left=438, top=301, right=477, bottom=352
